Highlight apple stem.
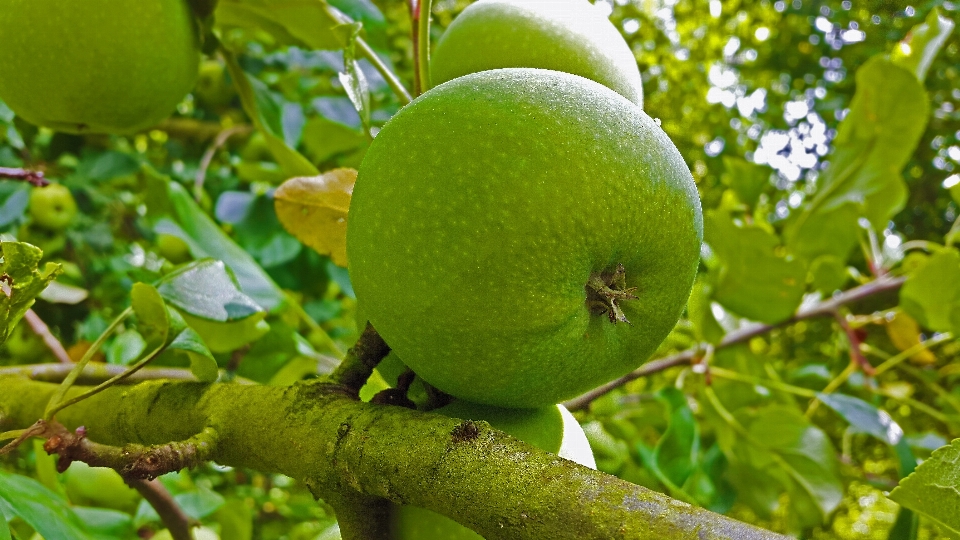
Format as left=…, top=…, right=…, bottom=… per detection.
left=585, top=263, right=639, bottom=324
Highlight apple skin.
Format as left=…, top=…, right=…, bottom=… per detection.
left=391, top=402, right=595, bottom=539
left=347, top=69, right=702, bottom=408
left=29, top=184, right=77, bottom=231
left=431, top=0, right=643, bottom=106
left=0, top=0, right=200, bottom=134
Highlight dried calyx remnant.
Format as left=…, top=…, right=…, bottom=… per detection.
left=585, top=263, right=638, bottom=324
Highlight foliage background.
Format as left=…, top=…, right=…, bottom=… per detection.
left=1, top=0, right=959, bottom=538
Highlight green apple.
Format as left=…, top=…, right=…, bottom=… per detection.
left=63, top=461, right=141, bottom=512
left=0, top=0, right=200, bottom=134
left=193, top=59, right=236, bottom=109
left=347, top=69, right=702, bottom=408
left=29, top=184, right=77, bottom=231
left=391, top=401, right=595, bottom=539
left=431, top=0, right=643, bottom=106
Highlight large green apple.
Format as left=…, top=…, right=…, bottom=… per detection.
left=431, top=0, right=643, bottom=106
left=347, top=69, right=702, bottom=408
left=0, top=0, right=200, bottom=134
left=390, top=401, right=595, bottom=539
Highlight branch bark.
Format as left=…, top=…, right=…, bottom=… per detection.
left=0, top=376, right=788, bottom=540
left=0, top=167, right=47, bottom=186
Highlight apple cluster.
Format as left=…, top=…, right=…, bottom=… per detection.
left=346, top=0, right=704, bottom=537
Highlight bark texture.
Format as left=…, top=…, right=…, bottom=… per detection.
left=0, top=376, right=789, bottom=540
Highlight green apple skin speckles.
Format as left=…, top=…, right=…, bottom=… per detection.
left=0, top=0, right=200, bottom=134
left=431, top=0, right=644, bottom=107
left=347, top=69, right=702, bottom=408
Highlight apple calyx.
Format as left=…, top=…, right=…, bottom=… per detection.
left=585, top=263, right=639, bottom=324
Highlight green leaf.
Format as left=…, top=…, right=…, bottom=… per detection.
left=0, top=241, right=62, bottom=345
left=785, top=55, right=931, bottom=262
left=301, top=116, right=366, bottom=164
left=338, top=22, right=371, bottom=133
left=156, top=260, right=270, bottom=353
left=217, top=191, right=302, bottom=269
left=720, top=406, right=843, bottom=528
left=75, top=151, right=140, bottom=183
left=890, top=8, right=955, bottom=82
left=653, top=388, right=699, bottom=488
left=899, top=247, right=960, bottom=334
left=157, top=259, right=263, bottom=322
left=0, top=470, right=88, bottom=540
left=174, top=487, right=225, bottom=520
left=0, top=510, right=9, bottom=540
left=170, top=327, right=219, bottom=382
left=147, top=174, right=285, bottom=311
left=106, top=329, right=147, bottom=365
left=188, top=351, right=220, bottom=383
left=215, top=0, right=343, bottom=51
left=32, top=439, right=63, bottom=497
left=809, top=255, right=849, bottom=294
left=720, top=156, right=768, bottom=209
left=72, top=507, right=135, bottom=539
left=686, top=276, right=724, bottom=344
left=889, top=438, right=960, bottom=535
left=705, top=212, right=806, bottom=324
left=221, top=51, right=319, bottom=179
left=213, top=499, right=254, bottom=540
left=886, top=509, right=918, bottom=540
left=131, top=283, right=169, bottom=347
left=0, top=187, right=28, bottom=228
left=816, top=393, right=903, bottom=445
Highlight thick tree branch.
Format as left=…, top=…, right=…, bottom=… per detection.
left=565, top=275, right=905, bottom=410
left=0, top=376, right=787, bottom=540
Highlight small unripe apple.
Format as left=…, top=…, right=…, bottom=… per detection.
left=431, top=0, right=643, bottom=106
left=193, top=60, right=236, bottom=109
left=347, top=69, right=702, bottom=407
left=0, top=0, right=200, bottom=134
left=29, top=184, right=77, bottom=231
left=390, top=401, right=595, bottom=538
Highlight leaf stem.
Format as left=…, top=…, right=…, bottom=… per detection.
left=873, top=333, right=952, bottom=375
left=44, top=307, right=133, bottom=420
left=804, top=361, right=858, bottom=418
left=709, top=367, right=820, bottom=398
left=285, top=292, right=345, bottom=359
left=946, top=215, right=960, bottom=248
left=46, top=340, right=170, bottom=419
left=355, top=37, right=412, bottom=105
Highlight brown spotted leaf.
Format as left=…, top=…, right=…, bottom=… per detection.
left=274, top=168, right=356, bottom=267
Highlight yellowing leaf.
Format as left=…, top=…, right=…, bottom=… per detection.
left=885, top=312, right=937, bottom=364
left=274, top=169, right=356, bottom=267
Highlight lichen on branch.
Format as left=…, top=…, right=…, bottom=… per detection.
left=0, top=375, right=787, bottom=539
